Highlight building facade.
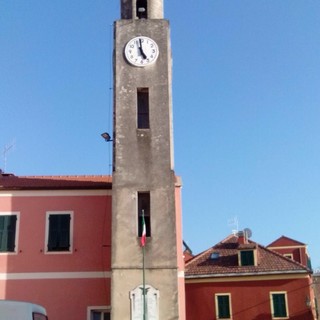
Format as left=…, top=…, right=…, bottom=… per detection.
left=185, top=233, right=317, bottom=320
left=111, top=0, right=185, bottom=319
left=1, top=173, right=318, bottom=320
left=0, top=175, right=112, bottom=319
left=313, top=272, right=320, bottom=319
left=0, top=173, right=184, bottom=320
left=267, top=235, right=312, bottom=269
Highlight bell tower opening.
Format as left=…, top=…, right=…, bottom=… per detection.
left=121, top=0, right=163, bottom=20
left=136, top=0, right=147, bottom=19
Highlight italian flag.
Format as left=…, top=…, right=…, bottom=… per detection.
left=141, top=211, right=147, bottom=247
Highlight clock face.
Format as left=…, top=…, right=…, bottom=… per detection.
left=124, top=36, right=159, bottom=67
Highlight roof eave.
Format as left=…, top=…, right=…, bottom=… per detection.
left=185, top=269, right=310, bottom=279
left=1, top=185, right=112, bottom=190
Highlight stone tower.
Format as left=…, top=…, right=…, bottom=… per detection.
left=111, top=0, right=185, bottom=319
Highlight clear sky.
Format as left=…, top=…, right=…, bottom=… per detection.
left=1, top=1, right=319, bottom=270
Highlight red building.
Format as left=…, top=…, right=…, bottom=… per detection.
left=313, top=272, right=320, bottom=319
left=267, top=235, right=312, bottom=269
left=185, top=232, right=317, bottom=320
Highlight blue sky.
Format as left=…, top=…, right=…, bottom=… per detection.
left=1, top=1, right=319, bottom=270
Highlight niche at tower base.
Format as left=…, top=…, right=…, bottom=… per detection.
left=130, top=284, right=160, bottom=320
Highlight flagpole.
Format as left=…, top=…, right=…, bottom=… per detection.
left=141, top=209, right=146, bottom=320
left=143, top=241, right=146, bottom=320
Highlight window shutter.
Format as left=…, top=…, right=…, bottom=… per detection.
left=59, top=214, right=71, bottom=250
left=218, top=295, right=230, bottom=318
left=0, top=215, right=17, bottom=252
left=0, top=216, right=6, bottom=251
left=48, top=214, right=70, bottom=251
left=48, top=215, right=58, bottom=251
left=273, top=294, right=286, bottom=317
left=7, top=215, right=17, bottom=252
left=241, top=250, right=254, bottom=266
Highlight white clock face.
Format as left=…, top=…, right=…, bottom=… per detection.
left=124, top=36, right=159, bottom=67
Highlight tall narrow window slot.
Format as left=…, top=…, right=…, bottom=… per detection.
left=137, top=88, right=149, bottom=129
left=136, top=0, right=148, bottom=19
left=138, top=192, right=151, bottom=238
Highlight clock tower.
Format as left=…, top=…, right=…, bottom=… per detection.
left=111, top=0, right=185, bottom=319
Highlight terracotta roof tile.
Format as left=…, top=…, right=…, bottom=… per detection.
left=0, top=174, right=112, bottom=190
left=185, top=235, right=310, bottom=278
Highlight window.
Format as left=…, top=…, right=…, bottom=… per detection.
left=215, top=294, right=232, bottom=319
left=136, top=0, right=147, bottom=19
left=46, top=212, right=73, bottom=252
left=0, top=213, right=18, bottom=253
left=270, top=292, right=288, bottom=318
left=88, top=307, right=110, bottom=320
left=240, top=250, right=255, bottom=266
left=91, top=311, right=110, bottom=320
left=137, top=88, right=149, bottom=129
left=210, top=252, right=220, bottom=260
left=138, top=192, right=151, bottom=238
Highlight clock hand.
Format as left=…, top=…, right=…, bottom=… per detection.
left=138, top=38, right=147, bottom=59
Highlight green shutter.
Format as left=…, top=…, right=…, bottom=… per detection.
left=48, top=214, right=70, bottom=251
left=218, top=295, right=230, bottom=318
left=272, top=294, right=287, bottom=317
left=0, top=215, right=17, bottom=252
left=241, top=250, right=254, bottom=266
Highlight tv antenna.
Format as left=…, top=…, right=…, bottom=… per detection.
left=228, top=216, right=239, bottom=235
left=2, top=141, right=15, bottom=173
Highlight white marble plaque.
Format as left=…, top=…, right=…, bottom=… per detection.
left=130, top=284, right=159, bottom=320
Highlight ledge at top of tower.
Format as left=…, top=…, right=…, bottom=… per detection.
left=121, top=0, right=164, bottom=19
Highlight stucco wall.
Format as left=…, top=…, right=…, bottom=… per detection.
left=185, top=277, right=315, bottom=320
left=0, top=191, right=111, bottom=320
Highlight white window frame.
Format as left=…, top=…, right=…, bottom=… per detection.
left=0, top=211, right=20, bottom=255
left=283, top=253, right=293, bottom=260
left=238, top=249, right=257, bottom=266
left=215, top=293, right=232, bottom=319
left=270, top=291, right=289, bottom=319
left=45, top=211, right=73, bottom=254
left=87, top=306, right=110, bottom=320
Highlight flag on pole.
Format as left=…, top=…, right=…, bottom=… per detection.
left=141, top=210, right=147, bottom=247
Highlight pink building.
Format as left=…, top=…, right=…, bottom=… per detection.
left=0, top=174, right=112, bottom=320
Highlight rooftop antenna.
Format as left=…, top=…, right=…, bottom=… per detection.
left=2, top=141, right=15, bottom=173
left=228, top=216, right=239, bottom=235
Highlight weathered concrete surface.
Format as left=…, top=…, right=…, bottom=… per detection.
left=111, top=17, right=181, bottom=320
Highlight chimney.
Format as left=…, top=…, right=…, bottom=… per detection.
left=237, top=231, right=247, bottom=244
